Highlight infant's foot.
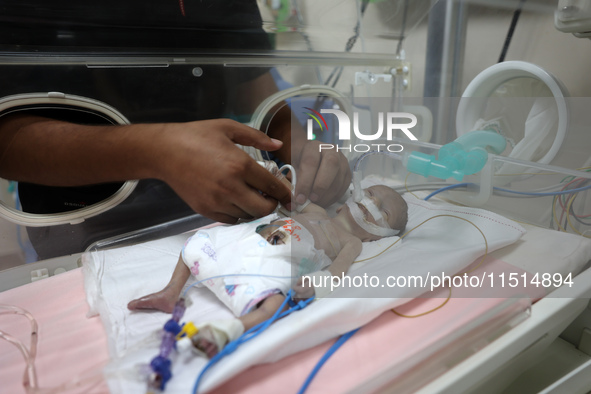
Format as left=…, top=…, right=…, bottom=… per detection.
left=127, top=286, right=178, bottom=313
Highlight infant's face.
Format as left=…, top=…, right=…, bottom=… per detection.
left=359, top=185, right=405, bottom=229
left=342, top=185, right=406, bottom=241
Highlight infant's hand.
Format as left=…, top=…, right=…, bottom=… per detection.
left=293, top=276, right=316, bottom=300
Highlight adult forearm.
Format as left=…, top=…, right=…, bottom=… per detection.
left=0, top=114, right=293, bottom=223
left=0, top=114, right=163, bottom=186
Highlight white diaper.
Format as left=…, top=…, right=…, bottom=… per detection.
left=182, top=213, right=331, bottom=316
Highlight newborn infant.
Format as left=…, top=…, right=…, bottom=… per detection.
left=128, top=185, right=408, bottom=357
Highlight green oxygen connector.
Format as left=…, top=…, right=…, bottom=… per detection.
left=406, top=130, right=507, bottom=181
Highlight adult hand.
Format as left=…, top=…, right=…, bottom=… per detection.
left=292, top=140, right=351, bottom=208
left=157, top=119, right=293, bottom=223
left=0, top=115, right=292, bottom=224
left=257, top=103, right=350, bottom=208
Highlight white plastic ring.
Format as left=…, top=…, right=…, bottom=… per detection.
left=0, top=92, right=136, bottom=226
left=456, top=61, right=569, bottom=165
left=241, top=84, right=352, bottom=161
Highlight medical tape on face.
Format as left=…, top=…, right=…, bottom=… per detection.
left=352, top=171, right=364, bottom=202
left=358, top=195, right=388, bottom=228
left=346, top=200, right=399, bottom=237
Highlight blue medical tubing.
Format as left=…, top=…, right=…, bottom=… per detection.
left=297, top=328, right=360, bottom=394
left=494, top=184, right=591, bottom=196
left=192, top=290, right=315, bottom=394
left=423, top=183, right=470, bottom=201
left=422, top=182, right=591, bottom=201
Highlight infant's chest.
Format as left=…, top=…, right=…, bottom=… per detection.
left=307, top=222, right=343, bottom=260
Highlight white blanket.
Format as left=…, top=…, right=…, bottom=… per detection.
left=83, top=196, right=525, bottom=393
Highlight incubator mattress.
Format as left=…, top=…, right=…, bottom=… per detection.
left=1, top=198, right=590, bottom=393
left=83, top=196, right=531, bottom=393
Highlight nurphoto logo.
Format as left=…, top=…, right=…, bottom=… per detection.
left=305, top=108, right=418, bottom=153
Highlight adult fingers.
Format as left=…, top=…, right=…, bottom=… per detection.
left=205, top=155, right=291, bottom=218
left=306, top=150, right=342, bottom=203
left=228, top=187, right=281, bottom=219
left=221, top=120, right=283, bottom=153
left=242, top=160, right=293, bottom=212
left=313, top=154, right=352, bottom=207
left=206, top=206, right=251, bottom=225
left=293, top=143, right=321, bottom=204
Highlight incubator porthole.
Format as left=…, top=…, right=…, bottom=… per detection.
left=456, top=61, right=569, bottom=167
left=0, top=93, right=137, bottom=227
left=244, top=84, right=354, bottom=162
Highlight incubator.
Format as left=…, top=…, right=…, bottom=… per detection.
left=1, top=1, right=591, bottom=393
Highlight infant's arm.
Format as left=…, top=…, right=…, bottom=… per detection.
left=325, top=233, right=362, bottom=277
left=297, top=199, right=326, bottom=215
left=293, top=232, right=361, bottom=299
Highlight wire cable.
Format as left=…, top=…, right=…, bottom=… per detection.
left=495, top=183, right=591, bottom=197
left=392, top=287, right=452, bottom=318
left=420, top=181, right=591, bottom=201
left=498, top=0, right=527, bottom=62
left=567, top=192, right=591, bottom=237
left=395, top=0, right=410, bottom=56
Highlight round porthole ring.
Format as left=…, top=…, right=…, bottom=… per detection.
left=0, top=92, right=137, bottom=227
left=241, top=84, right=354, bottom=161
left=455, top=61, right=569, bottom=165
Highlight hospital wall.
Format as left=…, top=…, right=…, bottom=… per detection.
left=274, top=1, right=591, bottom=97
left=458, top=5, right=591, bottom=97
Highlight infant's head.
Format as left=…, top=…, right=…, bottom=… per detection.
left=338, top=185, right=408, bottom=242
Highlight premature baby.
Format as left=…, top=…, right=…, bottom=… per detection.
left=128, top=184, right=408, bottom=357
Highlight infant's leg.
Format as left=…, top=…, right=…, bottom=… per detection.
left=239, top=293, right=287, bottom=332
left=127, top=254, right=190, bottom=313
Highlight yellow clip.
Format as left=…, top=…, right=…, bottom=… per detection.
left=176, top=321, right=199, bottom=341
